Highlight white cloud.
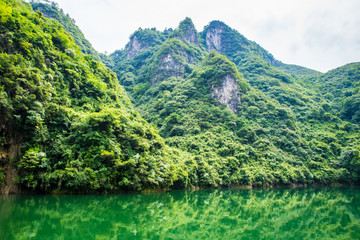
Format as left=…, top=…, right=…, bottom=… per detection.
left=52, top=0, right=360, bottom=72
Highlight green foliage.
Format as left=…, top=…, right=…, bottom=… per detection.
left=135, top=38, right=205, bottom=86
left=1, top=2, right=359, bottom=193
left=308, top=63, right=360, bottom=124
left=275, top=62, right=322, bottom=77
left=201, top=20, right=320, bottom=77
left=30, top=1, right=107, bottom=62
left=17, top=148, right=49, bottom=189
left=128, top=28, right=165, bottom=48
left=120, top=52, right=350, bottom=188
left=237, top=55, right=293, bottom=84
left=106, top=17, right=359, bottom=189
left=339, top=148, right=360, bottom=182
left=0, top=167, right=4, bottom=187
left=342, top=95, right=360, bottom=122
left=170, top=17, right=200, bottom=45
left=195, top=51, right=248, bottom=91
left=0, top=0, right=188, bottom=192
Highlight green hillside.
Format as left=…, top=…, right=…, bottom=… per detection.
left=0, top=0, right=189, bottom=193
left=109, top=18, right=360, bottom=187
left=30, top=0, right=113, bottom=66
left=1, top=0, right=359, bottom=193
left=311, top=63, right=360, bottom=123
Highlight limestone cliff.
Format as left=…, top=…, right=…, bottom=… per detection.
left=126, top=35, right=148, bottom=59
left=150, top=39, right=204, bottom=86
left=202, top=21, right=286, bottom=71
left=152, top=51, right=195, bottom=85
left=155, top=53, right=185, bottom=82
left=125, top=29, right=163, bottom=59
left=177, top=18, right=200, bottom=45
left=211, top=75, right=241, bottom=113
left=204, top=21, right=226, bottom=53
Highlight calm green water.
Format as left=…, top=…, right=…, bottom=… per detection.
left=0, top=186, right=359, bottom=240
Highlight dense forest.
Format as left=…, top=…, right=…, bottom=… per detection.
left=0, top=0, right=359, bottom=193
left=0, top=0, right=190, bottom=193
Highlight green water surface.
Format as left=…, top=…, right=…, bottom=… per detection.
left=0, top=186, right=359, bottom=239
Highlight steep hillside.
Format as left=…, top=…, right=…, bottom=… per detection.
left=109, top=18, right=360, bottom=186
left=0, top=0, right=189, bottom=193
left=310, top=63, right=360, bottom=123
left=30, top=0, right=112, bottom=66
left=201, top=20, right=320, bottom=77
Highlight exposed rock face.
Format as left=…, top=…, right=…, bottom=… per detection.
left=205, top=22, right=226, bottom=53
left=126, top=36, right=149, bottom=59
left=0, top=140, right=21, bottom=195
left=152, top=53, right=185, bottom=86
left=159, top=53, right=184, bottom=77
left=0, top=165, right=19, bottom=195
left=178, top=18, right=199, bottom=45
left=182, top=27, right=199, bottom=45
left=211, top=75, right=241, bottom=113
left=152, top=49, right=197, bottom=86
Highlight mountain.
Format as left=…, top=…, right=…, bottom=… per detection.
left=0, top=0, right=190, bottom=193
left=310, top=63, right=360, bottom=123
left=1, top=0, right=359, bottom=193
left=201, top=20, right=321, bottom=77
left=109, top=18, right=360, bottom=186
left=30, top=0, right=113, bottom=66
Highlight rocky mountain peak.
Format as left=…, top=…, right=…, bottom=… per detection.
left=177, top=17, right=199, bottom=45
left=203, top=21, right=228, bottom=53
left=151, top=39, right=198, bottom=86
left=126, top=35, right=144, bottom=59
left=125, top=28, right=163, bottom=59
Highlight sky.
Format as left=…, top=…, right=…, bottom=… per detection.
left=48, top=0, right=360, bottom=73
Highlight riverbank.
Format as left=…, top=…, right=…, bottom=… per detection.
left=1, top=181, right=355, bottom=195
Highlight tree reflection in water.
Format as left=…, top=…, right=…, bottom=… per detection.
left=0, top=186, right=359, bottom=240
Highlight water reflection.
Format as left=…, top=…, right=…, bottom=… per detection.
left=0, top=186, right=359, bottom=240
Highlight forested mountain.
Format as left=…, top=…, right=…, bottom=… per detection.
left=308, top=63, right=360, bottom=123
left=0, top=0, right=190, bottom=193
left=29, top=0, right=113, bottom=67
left=30, top=1, right=97, bottom=57
left=0, top=0, right=359, bottom=193
left=108, top=18, right=360, bottom=187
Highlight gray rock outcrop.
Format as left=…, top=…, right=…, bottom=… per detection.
left=126, top=35, right=148, bottom=59
left=178, top=18, right=199, bottom=45
left=211, top=75, right=241, bottom=113
left=205, top=22, right=226, bottom=53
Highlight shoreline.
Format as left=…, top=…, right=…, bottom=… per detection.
left=1, top=182, right=356, bottom=196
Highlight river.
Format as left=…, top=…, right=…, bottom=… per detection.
left=0, top=186, right=359, bottom=239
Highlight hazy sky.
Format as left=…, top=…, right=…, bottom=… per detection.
left=50, top=0, right=360, bottom=72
